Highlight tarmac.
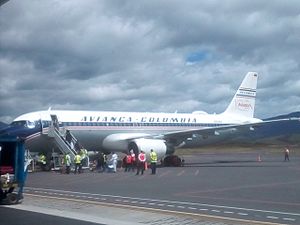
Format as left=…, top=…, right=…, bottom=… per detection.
left=1, top=150, right=300, bottom=225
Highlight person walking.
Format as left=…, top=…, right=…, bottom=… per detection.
left=150, top=149, right=158, bottom=175
left=136, top=151, right=146, bottom=175
left=284, top=146, right=290, bottom=161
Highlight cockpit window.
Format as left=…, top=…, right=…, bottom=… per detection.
left=27, top=121, right=36, bottom=128
left=11, top=121, right=27, bottom=127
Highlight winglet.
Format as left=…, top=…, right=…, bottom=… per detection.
left=222, top=72, right=258, bottom=118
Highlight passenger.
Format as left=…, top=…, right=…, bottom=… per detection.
left=150, top=149, right=158, bottom=175
left=97, top=152, right=105, bottom=172
left=136, top=151, right=146, bottom=175
left=284, top=146, right=290, bottom=161
left=103, top=153, right=107, bottom=172
left=65, top=130, right=72, bottom=144
left=122, top=155, right=127, bottom=171
left=130, top=149, right=136, bottom=172
left=74, top=152, right=82, bottom=174
left=111, top=152, right=118, bottom=173
left=91, top=160, right=97, bottom=172
left=124, top=152, right=132, bottom=172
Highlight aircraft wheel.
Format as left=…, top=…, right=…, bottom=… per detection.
left=163, top=155, right=182, bottom=167
left=5, top=193, right=19, bottom=205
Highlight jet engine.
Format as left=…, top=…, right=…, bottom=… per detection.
left=128, top=138, right=174, bottom=161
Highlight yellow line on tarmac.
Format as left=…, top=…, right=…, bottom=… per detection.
left=24, top=193, right=286, bottom=225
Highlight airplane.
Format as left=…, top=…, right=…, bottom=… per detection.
left=0, top=72, right=299, bottom=165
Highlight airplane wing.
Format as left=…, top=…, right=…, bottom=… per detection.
left=120, top=117, right=300, bottom=143
left=154, top=117, right=300, bottom=145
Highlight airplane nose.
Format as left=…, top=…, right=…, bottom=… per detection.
left=0, top=126, right=26, bottom=138
left=0, top=126, right=16, bottom=137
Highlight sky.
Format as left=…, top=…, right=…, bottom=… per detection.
left=1, top=0, right=300, bottom=123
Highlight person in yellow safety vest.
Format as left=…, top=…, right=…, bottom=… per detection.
left=64, top=153, right=71, bottom=174
left=80, top=148, right=88, bottom=167
left=150, top=149, right=158, bottom=175
left=74, top=153, right=82, bottom=174
left=39, top=153, right=47, bottom=170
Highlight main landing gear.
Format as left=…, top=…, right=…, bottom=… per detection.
left=162, top=155, right=184, bottom=167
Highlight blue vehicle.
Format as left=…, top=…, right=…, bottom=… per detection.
left=0, top=136, right=27, bottom=204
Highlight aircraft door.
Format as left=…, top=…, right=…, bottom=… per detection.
left=50, top=115, right=60, bottom=130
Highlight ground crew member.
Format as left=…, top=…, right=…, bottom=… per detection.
left=64, top=153, right=71, bottom=174
left=80, top=147, right=88, bottom=167
left=136, top=151, right=146, bottom=175
left=74, top=152, right=82, bottom=174
left=150, top=149, right=158, bottom=175
left=39, top=153, right=47, bottom=171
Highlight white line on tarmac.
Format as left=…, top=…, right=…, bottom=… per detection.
left=25, top=187, right=300, bottom=217
left=23, top=193, right=286, bottom=225
left=176, top=170, right=185, bottom=176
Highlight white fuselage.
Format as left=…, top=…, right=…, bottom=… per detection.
left=13, top=110, right=261, bottom=153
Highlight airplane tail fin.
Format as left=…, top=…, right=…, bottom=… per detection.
left=222, top=72, right=258, bottom=118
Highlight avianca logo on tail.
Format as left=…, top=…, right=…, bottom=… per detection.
left=235, top=100, right=253, bottom=111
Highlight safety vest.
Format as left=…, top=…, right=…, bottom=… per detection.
left=126, top=155, right=132, bottom=164
left=74, top=154, right=81, bottom=164
left=138, top=153, right=146, bottom=162
left=64, top=154, right=71, bottom=166
left=40, top=155, right=46, bottom=164
left=150, top=151, right=157, bottom=163
left=80, top=148, right=87, bottom=159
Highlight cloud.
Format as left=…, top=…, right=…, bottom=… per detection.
left=0, top=0, right=300, bottom=123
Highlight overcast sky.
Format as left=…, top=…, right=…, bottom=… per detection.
left=1, top=0, right=300, bottom=123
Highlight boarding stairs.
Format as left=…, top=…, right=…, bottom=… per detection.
left=47, top=124, right=77, bottom=161
left=46, top=115, right=89, bottom=168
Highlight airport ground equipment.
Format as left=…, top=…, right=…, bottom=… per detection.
left=0, top=136, right=29, bottom=204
